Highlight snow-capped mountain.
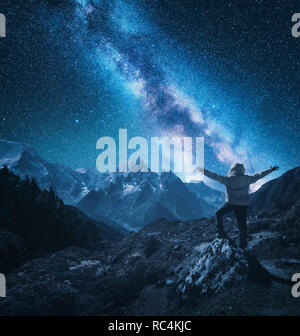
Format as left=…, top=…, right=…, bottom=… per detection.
left=0, top=139, right=218, bottom=230
left=77, top=171, right=216, bottom=230
left=0, top=139, right=103, bottom=204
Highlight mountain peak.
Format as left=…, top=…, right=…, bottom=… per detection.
left=0, top=139, right=37, bottom=167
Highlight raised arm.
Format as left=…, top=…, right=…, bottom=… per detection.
left=197, top=167, right=228, bottom=185
left=249, top=165, right=279, bottom=184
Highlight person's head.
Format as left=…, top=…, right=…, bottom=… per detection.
left=228, top=163, right=245, bottom=177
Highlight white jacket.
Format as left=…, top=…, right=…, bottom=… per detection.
left=203, top=164, right=273, bottom=206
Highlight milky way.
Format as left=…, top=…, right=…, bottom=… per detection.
left=0, top=0, right=299, bottom=190
left=75, top=1, right=252, bottom=170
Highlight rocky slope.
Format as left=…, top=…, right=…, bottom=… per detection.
left=0, top=197, right=299, bottom=315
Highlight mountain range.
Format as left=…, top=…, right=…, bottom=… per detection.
left=0, top=163, right=299, bottom=315
left=0, top=139, right=222, bottom=230
left=0, top=139, right=299, bottom=315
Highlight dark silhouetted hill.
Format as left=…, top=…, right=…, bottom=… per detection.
left=0, top=166, right=123, bottom=273
left=249, top=166, right=300, bottom=213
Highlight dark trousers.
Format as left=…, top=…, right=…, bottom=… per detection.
left=216, top=203, right=248, bottom=248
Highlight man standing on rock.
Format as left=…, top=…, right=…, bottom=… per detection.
left=197, top=163, right=279, bottom=248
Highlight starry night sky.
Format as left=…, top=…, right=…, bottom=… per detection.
left=0, top=0, right=299, bottom=189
